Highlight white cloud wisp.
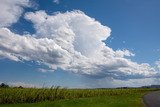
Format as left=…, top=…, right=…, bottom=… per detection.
left=53, top=0, right=60, bottom=4
left=0, top=0, right=30, bottom=27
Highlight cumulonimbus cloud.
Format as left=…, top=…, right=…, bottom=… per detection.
left=0, top=9, right=158, bottom=80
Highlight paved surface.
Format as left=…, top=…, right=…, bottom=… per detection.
left=143, top=91, right=160, bottom=107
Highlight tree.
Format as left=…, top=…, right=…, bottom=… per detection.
left=0, top=83, right=9, bottom=88
left=18, top=86, right=23, bottom=88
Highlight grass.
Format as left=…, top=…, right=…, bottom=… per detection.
left=0, top=87, right=159, bottom=107
left=0, top=94, right=145, bottom=107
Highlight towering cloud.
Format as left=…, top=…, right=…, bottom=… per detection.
left=0, top=10, right=157, bottom=80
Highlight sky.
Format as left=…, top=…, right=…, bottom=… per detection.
left=0, top=0, right=160, bottom=88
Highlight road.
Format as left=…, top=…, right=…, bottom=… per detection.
left=143, top=91, right=160, bottom=107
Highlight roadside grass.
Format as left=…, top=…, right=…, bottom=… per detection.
left=0, top=88, right=158, bottom=107
left=0, top=93, right=145, bottom=107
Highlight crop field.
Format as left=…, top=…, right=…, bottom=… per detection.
left=0, top=87, right=159, bottom=107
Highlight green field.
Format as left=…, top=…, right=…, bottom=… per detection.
left=0, top=87, right=159, bottom=107
left=0, top=94, right=145, bottom=107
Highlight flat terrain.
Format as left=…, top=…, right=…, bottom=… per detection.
left=0, top=88, right=159, bottom=107
left=143, top=91, right=160, bottom=107
left=0, top=94, right=144, bottom=107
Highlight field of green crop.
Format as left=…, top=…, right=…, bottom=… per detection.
left=0, top=87, right=159, bottom=107
left=0, top=95, right=145, bottom=107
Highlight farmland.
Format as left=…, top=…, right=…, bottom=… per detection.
left=0, top=87, right=159, bottom=107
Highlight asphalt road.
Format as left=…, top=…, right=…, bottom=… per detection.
left=143, top=91, right=160, bottom=107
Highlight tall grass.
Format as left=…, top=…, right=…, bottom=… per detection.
left=0, top=87, right=158, bottom=104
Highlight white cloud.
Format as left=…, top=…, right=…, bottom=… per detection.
left=78, top=76, right=160, bottom=88
left=0, top=28, right=71, bottom=70
left=8, top=82, right=36, bottom=88
left=155, top=60, right=160, bottom=70
left=115, top=50, right=135, bottom=57
left=110, top=77, right=160, bottom=88
left=0, top=10, right=158, bottom=81
left=0, top=0, right=30, bottom=27
left=37, top=68, right=54, bottom=73
left=53, top=0, right=60, bottom=4
left=0, top=81, right=36, bottom=88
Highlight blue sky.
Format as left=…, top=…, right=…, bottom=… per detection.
left=0, top=0, right=160, bottom=88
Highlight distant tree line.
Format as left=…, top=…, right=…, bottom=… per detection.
left=0, top=83, right=9, bottom=88
left=0, top=83, right=23, bottom=88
